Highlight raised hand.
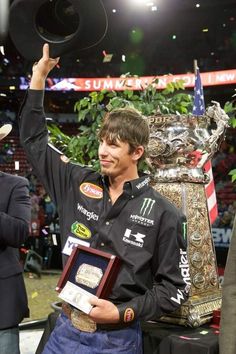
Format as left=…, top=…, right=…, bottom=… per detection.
left=30, top=43, right=60, bottom=90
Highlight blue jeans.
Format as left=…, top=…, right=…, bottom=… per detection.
left=0, top=327, right=20, bottom=354
left=42, top=313, right=143, bottom=354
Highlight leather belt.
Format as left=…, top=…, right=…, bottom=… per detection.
left=62, top=302, right=131, bottom=333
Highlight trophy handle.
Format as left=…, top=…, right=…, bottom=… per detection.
left=205, top=101, right=230, bottom=160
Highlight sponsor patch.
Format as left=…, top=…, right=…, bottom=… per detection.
left=179, top=248, right=190, bottom=285
left=129, top=197, right=155, bottom=226
left=80, top=182, right=103, bottom=199
left=71, top=222, right=91, bottom=239
left=170, top=289, right=186, bottom=305
left=136, top=177, right=150, bottom=190
left=62, top=236, right=90, bottom=256
left=77, top=203, right=99, bottom=221
left=170, top=248, right=190, bottom=305
left=140, top=198, right=155, bottom=216
left=130, top=214, right=154, bottom=226
left=123, top=228, right=145, bottom=248
left=182, top=222, right=187, bottom=240
left=124, top=308, right=135, bottom=323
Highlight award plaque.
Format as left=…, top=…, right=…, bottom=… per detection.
left=56, top=245, right=121, bottom=314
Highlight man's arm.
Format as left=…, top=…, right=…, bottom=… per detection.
left=0, top=177, right=31, bottom=247
left=89, top=210, right=189, bottom=324
left=18, top=44, right=71, bottom=207
left=219, top=217, right=236, bottom=354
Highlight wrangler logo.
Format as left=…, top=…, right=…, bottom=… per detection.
left=77, top=203, right=99, bottom=221
left=80, top=183, right=103, bottom=199
left=170, top=248, right=190, bottom=305
left=171, top=289, right=185, bottom=305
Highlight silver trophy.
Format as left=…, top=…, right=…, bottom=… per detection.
left=147, top=101, right=229, bottom=327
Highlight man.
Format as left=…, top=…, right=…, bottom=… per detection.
left=0, top=124, right=31, bottom=354
left=19, top=44, right=189, bottom=354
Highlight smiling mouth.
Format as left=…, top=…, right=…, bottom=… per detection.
left=100, top=160, right=112, bottom=166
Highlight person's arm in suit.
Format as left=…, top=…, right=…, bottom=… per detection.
left=0, top=176, right=31, bottom=247
left=219, top=216, right=236, bottom=354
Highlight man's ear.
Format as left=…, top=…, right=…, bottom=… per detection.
left=132, top=146, right=144, bottom=162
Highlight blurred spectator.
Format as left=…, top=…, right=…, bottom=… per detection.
left=43, top=194, right=57, bottom=225
left=30, top=192, right=40, bottom=220
left=0, top=142, right=15, bottom=164
left=218, top=211, right=233, bottom=228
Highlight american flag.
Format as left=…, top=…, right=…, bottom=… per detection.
left=193, top=68, right=218, bottom=225
left=193, top=68, right=205, bottom=115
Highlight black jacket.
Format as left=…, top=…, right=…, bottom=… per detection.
left=19, top=89, right=189, bottom=324
left=0, top=172, right=30, bottom=329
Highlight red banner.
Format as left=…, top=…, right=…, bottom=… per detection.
left=48, top=69, right=236, bottom=91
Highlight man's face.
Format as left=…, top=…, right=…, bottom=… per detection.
left=98, top=138, right=136, bottom=178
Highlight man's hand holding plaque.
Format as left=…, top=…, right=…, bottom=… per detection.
left=58, top=281, right=98, bottom=314
left=56, top=245, right=121, bottom=315
left=89, top=297, right=120, bottom=323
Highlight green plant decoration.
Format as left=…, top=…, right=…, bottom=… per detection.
left=48, top=76, right=193, bottom=170
left=223, top=94, right=236, bottom=182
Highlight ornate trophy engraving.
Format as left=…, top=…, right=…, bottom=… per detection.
left=147, top=101, right=229, bottom=327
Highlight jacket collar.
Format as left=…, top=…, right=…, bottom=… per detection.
left=102, top=174, right=151, bottom=197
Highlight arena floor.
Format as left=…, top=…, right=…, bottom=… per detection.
left=23, top=272, right=60, bottom=322
left=20, top=272, right=61, bottom=354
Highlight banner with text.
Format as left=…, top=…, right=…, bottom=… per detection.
left=212, top=227, right=232, bottom=248
left=19, top=69, right=236, bottom=91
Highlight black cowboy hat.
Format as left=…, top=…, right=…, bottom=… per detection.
left=9, top=0, right=108, bottom=61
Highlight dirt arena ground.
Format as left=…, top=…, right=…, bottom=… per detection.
left=23, top=272, right=61, bottom=322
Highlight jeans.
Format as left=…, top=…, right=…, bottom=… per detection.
left=42, top=313, right=143, bottom=354
left=0, top=326, right=20, bottom=354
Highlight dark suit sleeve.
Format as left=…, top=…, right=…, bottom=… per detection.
left=219, top=217, right=236, bottom=354
left=0, top=177, right=31, bottom=247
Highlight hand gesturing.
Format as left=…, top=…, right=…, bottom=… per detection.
left=32, top=43, right=60, bottom=79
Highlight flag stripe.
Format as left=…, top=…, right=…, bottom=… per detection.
left=206, top=188, right=217, bottom=211
left=209, top=203, right=218, bottom=225
left=204, top=160, right=218, bottom=224
left=193, top=68, right=218, bottom=225
left=204, top=160, right=212, bottom=173
left=205, top=179, right=215, bottom=197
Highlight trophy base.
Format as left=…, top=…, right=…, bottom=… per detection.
left=159, top=289, right=222, bottom=327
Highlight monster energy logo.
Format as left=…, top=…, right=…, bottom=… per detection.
left=140, top=198, right=155, bottom=216
left=182, top=222, right=187, bottom=240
